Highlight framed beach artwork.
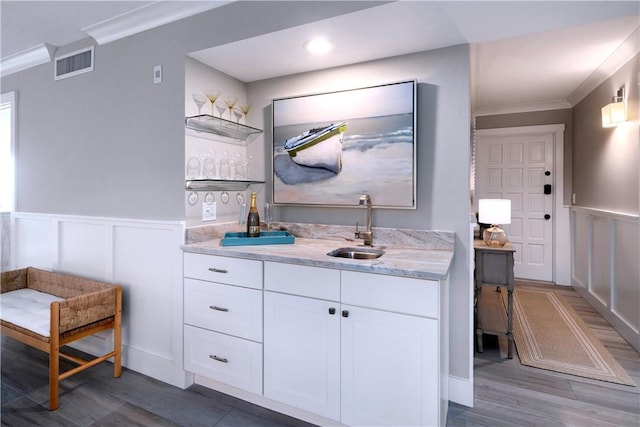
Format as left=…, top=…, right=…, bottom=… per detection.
left=272, top=80, right=417, bottom=208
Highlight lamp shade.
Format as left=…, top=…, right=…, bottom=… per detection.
left=601, top=101, right=626, bottom=127
left=478, top=199, right=511, bottom=225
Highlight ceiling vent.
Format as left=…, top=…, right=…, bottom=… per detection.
left=54, top=46, right=94, bottom=80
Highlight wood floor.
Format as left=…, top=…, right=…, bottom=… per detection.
left=448, top=281, right=640, bottom=427
left=1, top=281, right=638, bottom=426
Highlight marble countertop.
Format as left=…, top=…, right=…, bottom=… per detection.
left=182, top=223, right=454, bottom=281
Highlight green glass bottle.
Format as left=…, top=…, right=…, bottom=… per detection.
left=247, top=192, right=260, bottom=237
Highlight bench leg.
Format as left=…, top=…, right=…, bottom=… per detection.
left=49, top=302, right=60, bottom=410
left=113, top=286, right=122, bottom=378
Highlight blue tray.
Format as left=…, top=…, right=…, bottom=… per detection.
left=220, top=230, right=295, bottom=246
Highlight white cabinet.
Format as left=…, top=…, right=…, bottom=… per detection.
left=184, top=325, right=262, bottom=394
left=183, top=254, right=447, bottom=427
left=263, top=261, right=444, bottom=426
left=263, top=292, right=340, bottom=419
left=183, top=252, right=263, bottom=394
left=184, top=252, right=262, bottom=289
left=184, top=278, right=262, bottom=342
left=341, top=305, right=438, bottom=427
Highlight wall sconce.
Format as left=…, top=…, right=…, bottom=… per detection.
left=601, top=86, right=626, bottom=128
left=478, top=199, right=511, bottom=247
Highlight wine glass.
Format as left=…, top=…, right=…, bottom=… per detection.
left=192, top=94, right=207, bottom=115
left=204, top=89, right=221, bottom=116
left=264, top=203, right=272, bottom=235
left=223, top=96, right=239, bottom=120
left=215, top=101, right=227, bottom=124
left=242, top=154, right=253, bottom=181
left=186, top=156, right=201, bottom=179
left=239, top=203, right=247, bottom=234
left=233, top=107, right=243, bottom=124
left=239, top=103, right=252, bottom=124
left=202, top=156, right=215, bottom=178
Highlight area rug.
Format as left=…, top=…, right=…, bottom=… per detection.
left=503, top=287, right=636, bottom=386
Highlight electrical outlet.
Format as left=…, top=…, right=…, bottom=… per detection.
left=153, top=65, right=162, bottom=84
left=572, top=193, right=576, bottom=204
left=203, top=202, right=216, bottom=221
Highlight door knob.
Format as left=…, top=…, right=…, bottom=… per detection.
left=544, top=214, right=551, bottom=220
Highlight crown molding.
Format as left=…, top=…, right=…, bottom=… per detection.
left=0, top=1, right=230, bottom=77
left=0, top=43, right=54, bottom=77
left=473, top=98, right=572, bottom=118
left=83, top=1, right=230, bottom=45
left=568, top=26, right=639, bottom=106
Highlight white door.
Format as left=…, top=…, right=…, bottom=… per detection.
left=476, top=132, right=554, bottom=281
left=341, top=305, right=439, bottom=427
left=263, top=292, right=340, bottom=420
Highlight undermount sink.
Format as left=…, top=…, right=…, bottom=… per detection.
left=327, top=247, right=385, bottom=260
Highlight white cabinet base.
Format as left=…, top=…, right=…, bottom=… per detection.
left=194, top=375, right=348, bottom=427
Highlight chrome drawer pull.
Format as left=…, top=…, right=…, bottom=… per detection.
left=208, top=267, right=228, bottom=274
left=209, top=305, right=229, bottom=312
left=209, top=355, right=228, bottom=363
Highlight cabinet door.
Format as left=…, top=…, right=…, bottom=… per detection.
left=341, top=305, right=439, bottom=427
left=263, top=292, right=340, bottom=420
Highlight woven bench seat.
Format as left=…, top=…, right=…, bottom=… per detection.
left=0, top=267, right=122, bottom=410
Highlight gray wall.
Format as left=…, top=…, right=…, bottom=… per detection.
left=1, top=2, right=473, bottom=385
left=572, top=53, right=639, bottom=214
left=0, top=1, right=386, bottom=220
left=476, top=109, right=573, bottom=206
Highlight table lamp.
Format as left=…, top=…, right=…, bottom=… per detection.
left=478, top=199, right=511, bottom=247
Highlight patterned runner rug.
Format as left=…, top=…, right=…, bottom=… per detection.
left=504, top=287, right=636, bottom=386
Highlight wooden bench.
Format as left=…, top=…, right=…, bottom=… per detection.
left=1, top=267, right=122, bottom=410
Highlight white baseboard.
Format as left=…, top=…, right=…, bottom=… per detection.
left=448, top=375, right=474, bottom=407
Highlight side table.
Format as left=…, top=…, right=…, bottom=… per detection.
left=474, top=240, right=515, bottom=358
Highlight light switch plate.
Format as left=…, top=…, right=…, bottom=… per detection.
left=153, top=65, right=162, bottom=84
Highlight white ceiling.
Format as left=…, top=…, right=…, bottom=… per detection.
left=1, top=1, right=639, bottom=115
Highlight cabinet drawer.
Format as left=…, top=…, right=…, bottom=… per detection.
left=184, top=252, right=262, bottom=289
left=341, top=271, right=439, bottom=318
left=184, top=278, right=262, bottom=342
left=264, top=262, right=340, bottom=301
left=184, top=325, right=262, bottom=394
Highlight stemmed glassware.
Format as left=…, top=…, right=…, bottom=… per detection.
left=192, top=94, right=207, bottom=115
left=264, top=203, right=272, bottom=235
left=215, top=101, right=227, bottom=124
left=239, top=103, right=252, bottom=124
left=233, top=107, right=243, bottom=125
left=204, top=89, right=221, bottom=116
left=223, top=96, right=239, bottom=121
left=239, top=203, right=247, bottom=234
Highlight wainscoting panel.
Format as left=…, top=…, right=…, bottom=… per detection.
left=591, top=215, right=611, bottom=306
left=613, top=219, right=640, bottom=334
left=59, top=220, right=111, bottom=281
left=571, top=207, right=640, bottom=352
left=9, top=212, right=191, bottom=388
left=13, top=215, right=57, bottom=270
left=572, top=211, right=590, bottom=289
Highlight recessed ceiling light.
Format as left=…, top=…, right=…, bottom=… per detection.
left=304, top=38, right=333, bottom=54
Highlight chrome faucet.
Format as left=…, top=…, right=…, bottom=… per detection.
left=355, top=194, right=373, bottom=246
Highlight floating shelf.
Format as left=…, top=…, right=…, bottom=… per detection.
left=185, top=179, right=265, bottom=192
left=185, top=114, right=263, bottom=144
